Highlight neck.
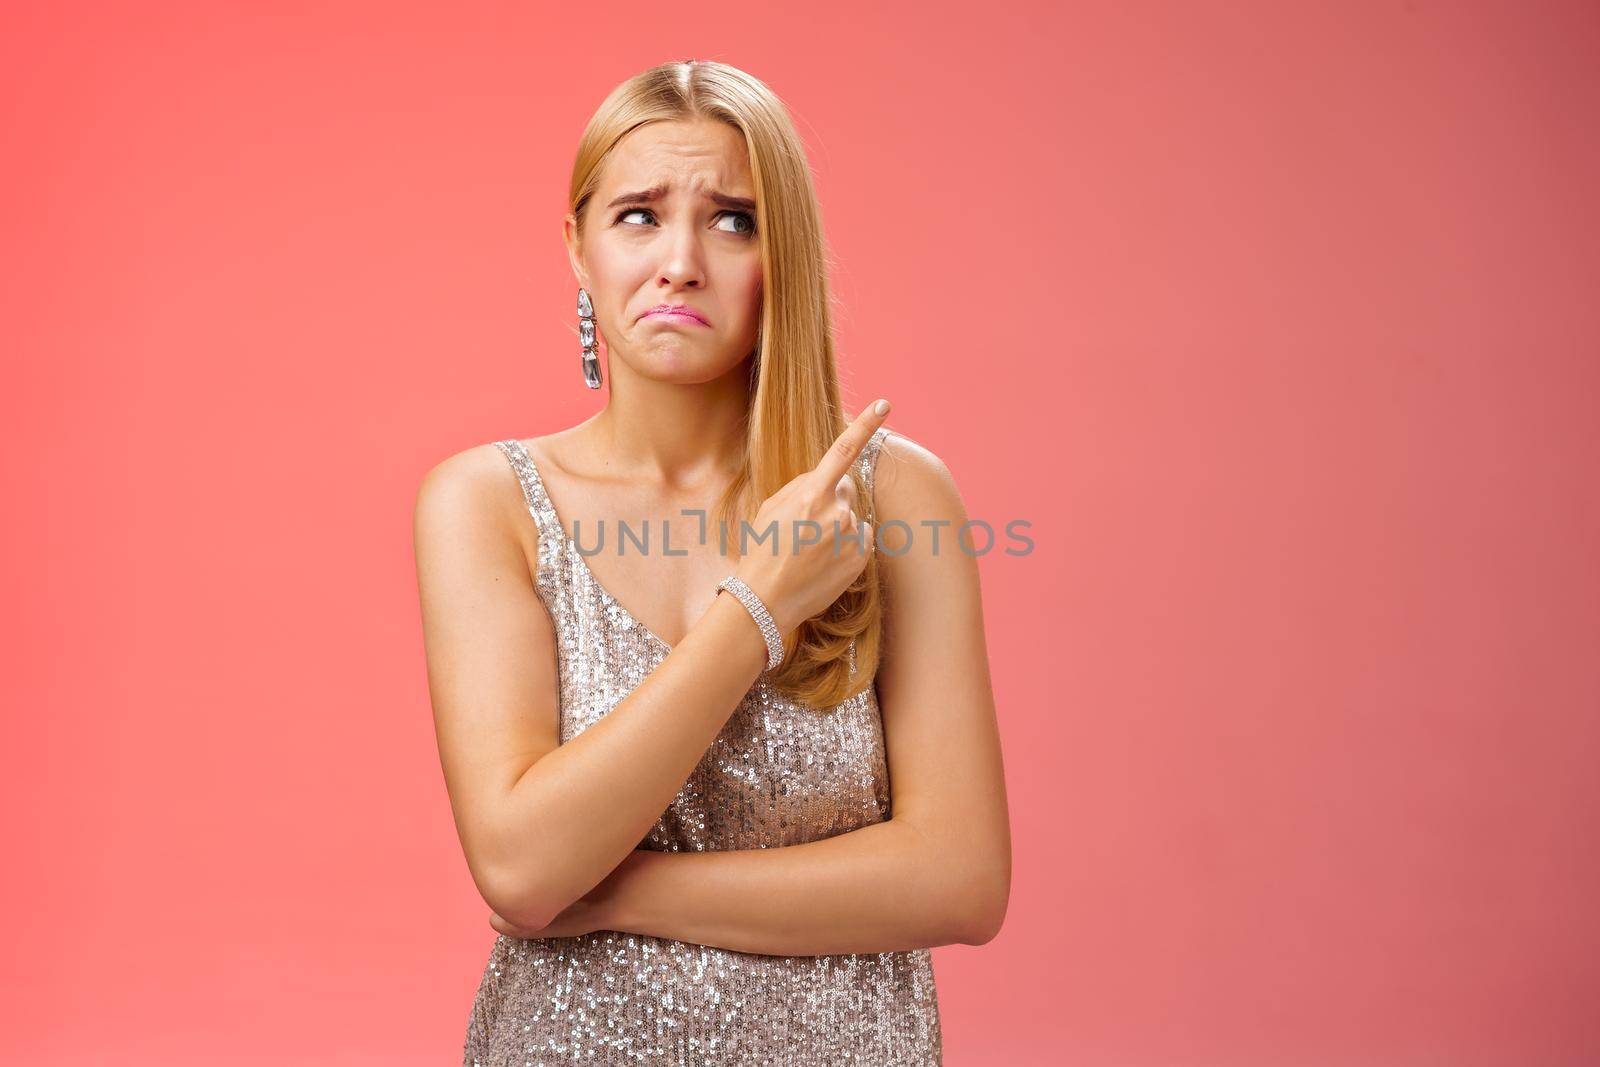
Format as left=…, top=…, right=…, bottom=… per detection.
left=586, top=354, right=754, bottom=487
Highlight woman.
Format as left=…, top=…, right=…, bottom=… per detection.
left=414, top=59, right=1010, bottom=1065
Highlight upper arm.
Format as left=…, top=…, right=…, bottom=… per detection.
left=871, top=433, right=1012, bottom=942
left=413, top=445, right=561, bottom=907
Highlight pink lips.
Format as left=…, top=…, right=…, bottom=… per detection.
left=642, top=304, right=711, bottom=326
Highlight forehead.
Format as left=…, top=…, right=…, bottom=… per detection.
left=597, top=118, right=753, bottom=195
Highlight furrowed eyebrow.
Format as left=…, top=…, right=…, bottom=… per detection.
left=605, top=184, right=757, bottom=212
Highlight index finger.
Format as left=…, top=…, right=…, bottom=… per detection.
left=811, top=399, right=891, bottom=487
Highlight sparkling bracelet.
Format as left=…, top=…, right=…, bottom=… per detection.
left=716, top=576, right=785, bottom=672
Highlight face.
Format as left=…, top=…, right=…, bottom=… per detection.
left=564, top=118, right=763, bottom=384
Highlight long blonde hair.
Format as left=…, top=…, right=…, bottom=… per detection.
left=567, top=59, right=884, bottom=710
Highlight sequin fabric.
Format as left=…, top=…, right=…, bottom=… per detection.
left=464, top=427, right=942, bottom=1066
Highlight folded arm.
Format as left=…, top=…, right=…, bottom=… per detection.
left=497, top=434, right=1012, bottom=956
left=415, top=444, right=772, bottom=930
left=591, top=819, right=988, bottom=955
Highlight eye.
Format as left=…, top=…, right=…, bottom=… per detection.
left=613, top=207, right=755, bottom=236
left=715, top=211, right=757, bottom=236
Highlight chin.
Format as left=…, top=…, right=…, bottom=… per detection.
left=618, top=345, right=752, bottom=384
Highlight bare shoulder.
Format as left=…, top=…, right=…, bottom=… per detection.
left=870, top=428, right=969, bottom=553
left=412, top=440, right=535, bottom=569
left=415, top=440, right=516, bottom=521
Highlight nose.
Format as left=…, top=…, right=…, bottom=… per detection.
left=656, top=217, right=705, bottom=290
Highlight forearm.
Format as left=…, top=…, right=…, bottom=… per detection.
left=598, top=819, right=986, bottom=956
left=490, top=593, right=767, bottom=927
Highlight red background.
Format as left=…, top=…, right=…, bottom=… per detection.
left=4, top=2, right=1598, bottom=1063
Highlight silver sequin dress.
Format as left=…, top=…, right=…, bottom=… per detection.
left=464, top=427, right=942, bottom=1066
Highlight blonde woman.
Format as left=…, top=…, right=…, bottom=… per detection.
left=415, top=59, right=1010, bottom=1065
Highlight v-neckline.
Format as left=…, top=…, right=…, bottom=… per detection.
left=516, top=440, right=686, bottom=654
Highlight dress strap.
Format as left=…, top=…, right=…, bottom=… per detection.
left=845, top=426, right=894, bottom=680
left=492, top=439, right=562, bottom=553
left=857, top=426, right=894, bottom=524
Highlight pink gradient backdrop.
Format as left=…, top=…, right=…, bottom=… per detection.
left=4, top=2, right=1597, bottom=1063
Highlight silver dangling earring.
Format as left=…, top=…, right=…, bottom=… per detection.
left=578, top=287, right=602, bottom=390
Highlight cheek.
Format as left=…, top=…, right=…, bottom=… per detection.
left=585, top=244, right=637, bottom=292
left=742, top=271, right=763, bottom=319
left=584, top=248, right=649, bottom=332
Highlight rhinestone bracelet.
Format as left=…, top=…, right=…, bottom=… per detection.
left=716, top=576, right=785, bottom=672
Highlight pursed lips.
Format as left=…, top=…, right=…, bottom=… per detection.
left=642, top=304, right=710, bottom=326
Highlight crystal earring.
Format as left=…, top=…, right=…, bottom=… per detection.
left=578, top=287, right=602, bottom=390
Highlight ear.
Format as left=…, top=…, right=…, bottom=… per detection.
left=562, top=214, right=588, bottom=288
